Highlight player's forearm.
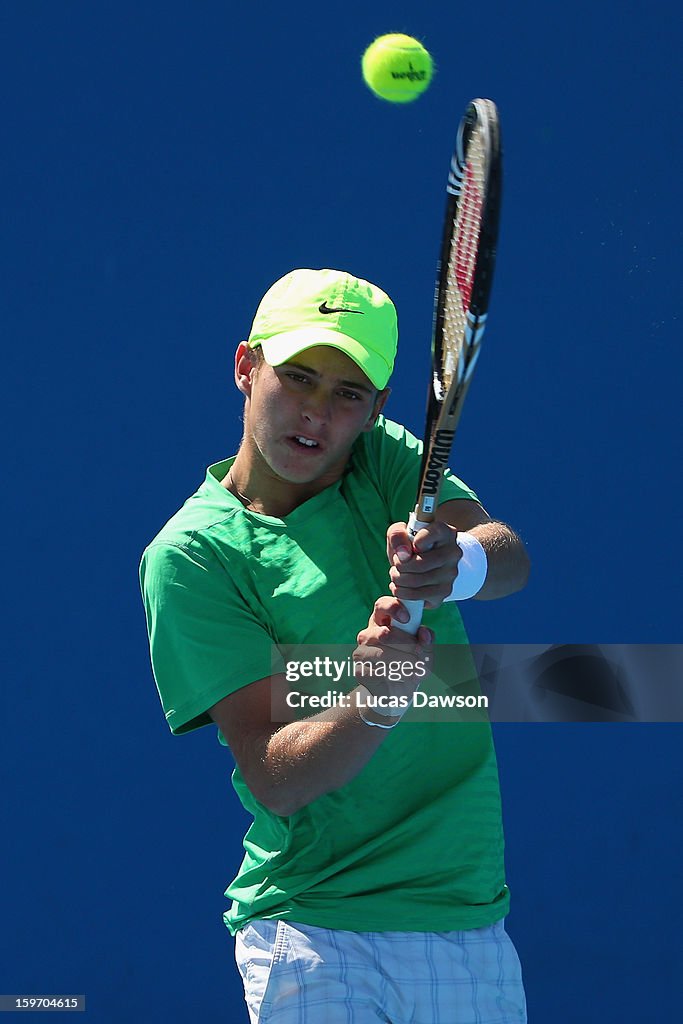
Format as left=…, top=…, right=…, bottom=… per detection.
left=468, top=522, right=530, bottom=600
left=252, top=693, right=395, bottom=816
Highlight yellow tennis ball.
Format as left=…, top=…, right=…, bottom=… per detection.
left=361, top=33, right=433, bottom=104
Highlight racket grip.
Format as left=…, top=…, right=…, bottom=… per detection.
left=398, top=599, right=425, bottom=636
left=390, top=511, right=432, bottom=636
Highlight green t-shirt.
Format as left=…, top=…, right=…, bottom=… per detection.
left=140, top=416, right=510, bottom=934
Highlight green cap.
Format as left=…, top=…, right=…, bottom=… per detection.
left=247, top=268, right=398, bottom=389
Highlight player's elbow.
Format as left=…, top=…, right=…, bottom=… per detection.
left=268, top=795, right=304, bottom=817
left=510, top=547, right=531, bottom=594
left=250, top=779, right=306, bottom=817
left=475, top=546, right=531, bottom=600
left=246, top=762, right=341, bottom=816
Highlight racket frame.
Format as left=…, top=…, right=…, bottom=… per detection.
left=399, top=99, right=502, bottom=635
left=413, top=98, right=502, bottom=528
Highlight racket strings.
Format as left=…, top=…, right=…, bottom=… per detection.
left=440, top=126, right=487, bottom=394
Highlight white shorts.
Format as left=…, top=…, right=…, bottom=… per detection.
left=235, top=918, right=527, bottom=1024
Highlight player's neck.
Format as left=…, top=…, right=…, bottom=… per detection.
left=222, top=452, right=342, bottom=518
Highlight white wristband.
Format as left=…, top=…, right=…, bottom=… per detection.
left=356, top=684, right=408, bottom=728
left=445, top=532, right=488, bottom=601
left=358, top=683, right=407, bottom=716
left=358, top=710, right=399, bottom=729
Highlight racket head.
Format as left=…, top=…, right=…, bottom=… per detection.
left=415, top=98, right=502, bottom=520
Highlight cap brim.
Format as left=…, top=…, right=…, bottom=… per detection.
left=256, top=328, right=391, bottom=390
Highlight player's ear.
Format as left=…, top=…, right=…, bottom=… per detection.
left=363, top=387, right=391, bottom=431
left=235, top=342, right=259, bottom=396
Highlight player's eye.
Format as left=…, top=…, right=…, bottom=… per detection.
left=338, top=390, right=361, bottom=401
left=285, top=372, right=310, bottom=385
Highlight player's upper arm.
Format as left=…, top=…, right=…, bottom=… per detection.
left=436, top=498, right=493, bottom=532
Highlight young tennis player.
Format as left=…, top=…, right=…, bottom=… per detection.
left=140, top=268, right=530, bottom=1023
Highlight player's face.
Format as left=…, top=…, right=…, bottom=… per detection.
left=241, top=344, right=386, bottom=488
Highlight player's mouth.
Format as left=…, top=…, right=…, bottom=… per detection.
left=286, top=434, right=324, bottom=452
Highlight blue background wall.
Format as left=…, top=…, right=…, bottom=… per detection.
left=1, top=1, right=681, bottom=1020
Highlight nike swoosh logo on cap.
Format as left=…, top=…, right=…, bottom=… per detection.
left=319, top=301, right=364, bottom=315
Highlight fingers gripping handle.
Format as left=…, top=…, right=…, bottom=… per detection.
left=392, top=511, right=431, bottom=636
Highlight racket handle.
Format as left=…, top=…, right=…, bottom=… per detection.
left=391, top=511, right=432, bottom=636
left=398, top=599, right=425, bottom=636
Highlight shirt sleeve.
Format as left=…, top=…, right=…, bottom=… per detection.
left=365, top=416, right=480, bottom=523
left=139, top=538, right=276, bottom=735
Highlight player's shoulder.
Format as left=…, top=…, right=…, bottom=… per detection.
left=352, top=414, right=422, bottom=470
left=358, top=414, right=421, bottom=454
left=140, top=459, right=243, bottom=570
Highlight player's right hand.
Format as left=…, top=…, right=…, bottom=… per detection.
left=355, top=595, right=434, bottom=654
left=353, top=596, right=433, bottom=704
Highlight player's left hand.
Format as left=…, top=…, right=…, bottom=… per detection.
left=386, top=520, right=463, bottom=609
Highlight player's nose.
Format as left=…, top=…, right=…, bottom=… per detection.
left=301, top=390, right=332, bottom=426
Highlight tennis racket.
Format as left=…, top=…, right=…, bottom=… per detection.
left=398, top=98, right=503, bottom=634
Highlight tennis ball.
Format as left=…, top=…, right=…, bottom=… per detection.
left=361, top=34, right=433, bottom=104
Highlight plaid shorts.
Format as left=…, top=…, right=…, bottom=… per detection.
left=235, top=918, right=527, bottom=1024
